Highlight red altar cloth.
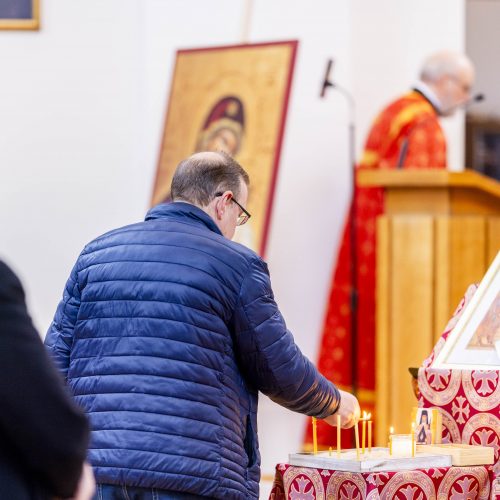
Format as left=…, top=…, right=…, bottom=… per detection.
left=270, top=463, right=496, bottom=499
left=417, top=284, right=500, bottom=495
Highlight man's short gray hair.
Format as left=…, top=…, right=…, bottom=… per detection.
left=420, top=51, right=473, bottom=84
left=171, top=151, right=249, bottom=207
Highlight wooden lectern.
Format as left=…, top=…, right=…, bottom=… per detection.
left=357, top=169, right=500, bottom=445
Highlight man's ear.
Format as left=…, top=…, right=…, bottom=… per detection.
left=215, top=197, right=224, bottom=220
left=216, top=191, right=232, bottom=219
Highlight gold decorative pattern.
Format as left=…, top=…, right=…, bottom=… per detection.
left=151, top=41, right=297, bottom=255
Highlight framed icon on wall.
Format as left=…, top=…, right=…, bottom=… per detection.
left=0, top=0, right=39, bottom=30
left=151, top=40, right=298, bottom=256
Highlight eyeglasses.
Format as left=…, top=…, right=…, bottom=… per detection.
left=215, top=192, right=251, bottom=226
left=448, top=75, right=471, bottom=94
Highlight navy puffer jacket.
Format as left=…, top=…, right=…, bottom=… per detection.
left=45, top=202, right=340, bottom=499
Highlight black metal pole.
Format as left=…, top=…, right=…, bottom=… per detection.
left=320, top=62, right=358, bottom=445
left=348, top=120, right=358, bottom=400
left=331, top=83, right=358, bottom=401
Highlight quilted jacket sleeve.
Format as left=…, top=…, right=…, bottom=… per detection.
left=232, top=256, right=340, bottom=418
left=45, top=261, right=82, bottom=380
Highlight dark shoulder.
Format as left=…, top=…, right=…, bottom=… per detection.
left=218, top=236, right=266, bottom=266
left=221, top=240, right=272, bottom=282
left=0, top=260, right=18, bottom=281
left=0, top=260, right=24, bottom=302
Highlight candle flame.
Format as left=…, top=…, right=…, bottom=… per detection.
left=390, top=426, right=394, bottom=434
left=363, top=411, right=367, bottom=419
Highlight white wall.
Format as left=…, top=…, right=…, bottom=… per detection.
left=0, top=0, right=465, bottom=491
left=466, top=0, right=500, bottom=119
left=0, top=1, right=146, bottom=327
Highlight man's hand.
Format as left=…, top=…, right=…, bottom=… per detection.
left=323, top=389, right=360, bottom=429
left=71, top=462, right=95, bottom=500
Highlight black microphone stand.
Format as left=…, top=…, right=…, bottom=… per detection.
left=320, top=62, right=359, bottom=406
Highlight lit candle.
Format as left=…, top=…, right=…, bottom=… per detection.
left=312, top=417, right=317, bottom=455
left=362, top=411, right=367, bottom=454
left=411, top=422, right=415, bottom=457
left=389, top=426, right=394, bottom=456
left=354, top=422, right=360, bottom=460
left=368, top=420, right=372, bottom=453
left=329, top=446, right=332, bottom=457
left=337, top=414, right=341, bottom=457
left=391, top=434, right=413, bottom=457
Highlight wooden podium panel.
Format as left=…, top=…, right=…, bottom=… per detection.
left=360, top=169, right=500, bottom=216
left=376, top=215, right=435, bottom=442
left=358, top=169, right=500, bottom=445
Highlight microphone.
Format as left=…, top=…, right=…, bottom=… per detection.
left=320, top=59, right=334, bottom=98
left=440, top=92, right=484, bottom=116
left=397, top=92, right=485, bottom=168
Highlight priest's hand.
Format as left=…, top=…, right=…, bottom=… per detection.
left=324, top=389, right=360, bottom=429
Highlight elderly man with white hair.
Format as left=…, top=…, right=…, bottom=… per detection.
left=419, top=51, right=475, bottom=118
left=360, top=50, right=475, bottom=169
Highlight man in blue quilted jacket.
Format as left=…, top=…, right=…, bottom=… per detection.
left=45, top=151, right=360, bottom=500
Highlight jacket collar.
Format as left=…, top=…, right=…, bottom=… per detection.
left=145, top=202, right=223, bottom=236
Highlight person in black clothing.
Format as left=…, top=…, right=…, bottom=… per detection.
left=0, top=260, right=94, bottom=499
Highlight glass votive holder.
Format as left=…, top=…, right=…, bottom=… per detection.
left=391, top=434, right=414, bottom=457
